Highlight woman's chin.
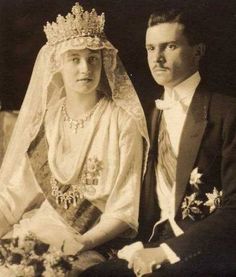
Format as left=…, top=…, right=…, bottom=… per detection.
left=70, top=87, right=98, bottom=96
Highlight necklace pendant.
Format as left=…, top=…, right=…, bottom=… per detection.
left=64, top=201, right=69, bottom=209
left=72, top=196, right=77, bottom=207
left=51, top=189, right=56, bottom=197
left=73, top=125, right=78, bottom=134
left=78, top=120, right=84, bottom=128
left=56, top=196, right=60, bottom=205
left=69, top=120, right=73, bottom=129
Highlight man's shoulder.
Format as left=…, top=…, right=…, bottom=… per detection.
left=210, top=91, right=236, bottom=104
left=209, top=91, right=236, bottom=116
left=197, top=82, right=236, bottom=116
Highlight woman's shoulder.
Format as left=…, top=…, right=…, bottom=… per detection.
left=45, top=98, right=64, bottom=120
left=104, top=99, right=139, bottom=133
left=106, top=99, right=134, bottom=121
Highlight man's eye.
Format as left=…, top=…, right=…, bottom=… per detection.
left=146, top=46, right=155, bottom=52
left=168, top=44, right=177, bottom=50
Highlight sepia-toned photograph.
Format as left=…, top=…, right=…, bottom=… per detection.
left=0, top=0, right=236, bottom=276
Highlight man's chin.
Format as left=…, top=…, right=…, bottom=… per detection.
left=152, top=76, right=169, bottom=87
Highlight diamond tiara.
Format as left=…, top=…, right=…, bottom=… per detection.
left=44, top=2, right=105, bottom=46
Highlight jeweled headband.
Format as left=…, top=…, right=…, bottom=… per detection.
left=44, top=2, right=105, bottom=46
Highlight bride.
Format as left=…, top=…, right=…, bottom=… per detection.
left=0, top=2, right=148, bottom=274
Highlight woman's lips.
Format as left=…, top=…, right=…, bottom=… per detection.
left=77, top=78, right=92, bottom=82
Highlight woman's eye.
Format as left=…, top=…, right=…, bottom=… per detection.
left=72, top=57, right=80, bottom=63
left=88, top=56, right=98, bottom=63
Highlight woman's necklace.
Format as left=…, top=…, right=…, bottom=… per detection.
left=61, top=98, right=102, bottom=133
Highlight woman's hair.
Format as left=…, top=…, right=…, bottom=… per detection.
left=148, top=2, right=206, bottom=46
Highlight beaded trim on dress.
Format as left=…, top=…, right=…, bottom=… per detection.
left=50, top=156, right=103, bottom=209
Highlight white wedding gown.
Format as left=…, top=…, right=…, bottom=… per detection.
left=12, top=199, right=84, bottom=254
left=0, top=199, right=105, bottom=276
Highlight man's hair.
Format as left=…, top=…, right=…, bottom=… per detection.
left=148, top=2, right=206, bottom=46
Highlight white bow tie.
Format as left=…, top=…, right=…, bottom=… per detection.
left=155, top=98, right=188, bottom=112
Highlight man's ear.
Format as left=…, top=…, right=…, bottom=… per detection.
left=195, top=43, right=206, bottom=59
left=193, top=43, right=206, bottom=66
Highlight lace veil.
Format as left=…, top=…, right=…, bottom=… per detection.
left=0, top=4, right=149, bottom=185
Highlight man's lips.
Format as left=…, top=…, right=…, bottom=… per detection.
left=152, top=67, right=168, bottom=72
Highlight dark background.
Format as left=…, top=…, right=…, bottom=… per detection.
left=0, top=0, right=236, bottom=110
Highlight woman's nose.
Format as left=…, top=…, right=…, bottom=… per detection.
left=78, top=59, right=89, bottom=73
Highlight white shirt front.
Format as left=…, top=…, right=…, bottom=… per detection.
left=150, top=72, right=201, bottom=262
left=155, top=71, right=201, bottom=227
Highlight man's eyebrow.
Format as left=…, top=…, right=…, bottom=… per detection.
left=166, top=40, right=178, bottom=44
left=147, top=40, right=178, bottom=45
left=145, top=43, right=156, bottom=48
left=146, top=40, right=179, bottom=48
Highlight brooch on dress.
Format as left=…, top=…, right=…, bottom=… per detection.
left=51, top=157, right=103, bottom=209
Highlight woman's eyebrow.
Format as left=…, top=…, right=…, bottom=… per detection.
left=68, top=51, right=100, bottom=57
left=68, top=53, right=80, bottom=57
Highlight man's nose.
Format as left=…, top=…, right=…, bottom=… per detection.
left=153, top=49, right=165, bottom=63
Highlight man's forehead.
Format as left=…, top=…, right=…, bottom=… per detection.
left=146, top=22, right=185, bottom=44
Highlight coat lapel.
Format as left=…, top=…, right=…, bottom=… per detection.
left=175, top=84, right=211, bottom=213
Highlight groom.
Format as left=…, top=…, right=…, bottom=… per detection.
left=81, top=3, right=236, bottom=276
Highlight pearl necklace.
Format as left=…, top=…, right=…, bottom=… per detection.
left=61, top=98, right=102, bottom=133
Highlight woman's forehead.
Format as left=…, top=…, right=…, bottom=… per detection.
left=65, top=49, right=101, bottom=56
